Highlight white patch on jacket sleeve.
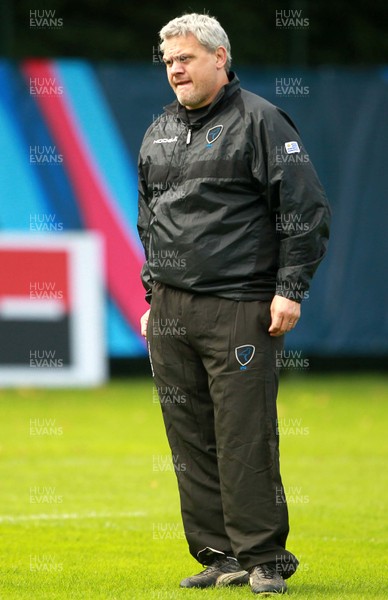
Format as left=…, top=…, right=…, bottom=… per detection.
left=285, top=141, right=300, bottom=154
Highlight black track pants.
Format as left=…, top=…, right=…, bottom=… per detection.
left=147, top=282, right=298, bottom=575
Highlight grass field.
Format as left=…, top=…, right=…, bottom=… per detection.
left=0, top=374, right=387, bottom=599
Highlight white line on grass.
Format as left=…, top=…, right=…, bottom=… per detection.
left=0, top=511, right=146, bottom=523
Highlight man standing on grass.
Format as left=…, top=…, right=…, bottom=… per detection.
left=137, top=13, right=330, bottom=595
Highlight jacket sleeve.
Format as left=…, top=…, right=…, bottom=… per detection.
left=137, top=155, right=153, bottom=305
left=255, top=105, right=331, bottom=302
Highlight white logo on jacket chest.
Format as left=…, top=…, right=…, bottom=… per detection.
left=153, top=136, right=178, bottom=144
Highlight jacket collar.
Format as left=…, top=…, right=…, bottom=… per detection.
left=164, top=71, right=241, bottom=124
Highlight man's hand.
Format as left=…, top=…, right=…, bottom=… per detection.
left=268, top=295, right=301, bottom=337
left=140, top=309, right=151, bottom=339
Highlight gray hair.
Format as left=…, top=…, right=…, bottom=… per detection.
left=159, top=13, right=232, bottom=72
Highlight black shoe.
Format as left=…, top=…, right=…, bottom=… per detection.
left=180, top=556, right=247, bottom=588
left=249, top=563, right=287, bottom=595
left=216, top=569, right=249, bottom=587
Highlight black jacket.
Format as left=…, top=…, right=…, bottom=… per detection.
left=138, top=72, right=330, bottom=304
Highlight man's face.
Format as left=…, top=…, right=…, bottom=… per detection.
left=162, top=33, right=227, bottom=109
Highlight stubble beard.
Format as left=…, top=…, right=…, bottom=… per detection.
left=175, top=83, right=209, bottom=109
